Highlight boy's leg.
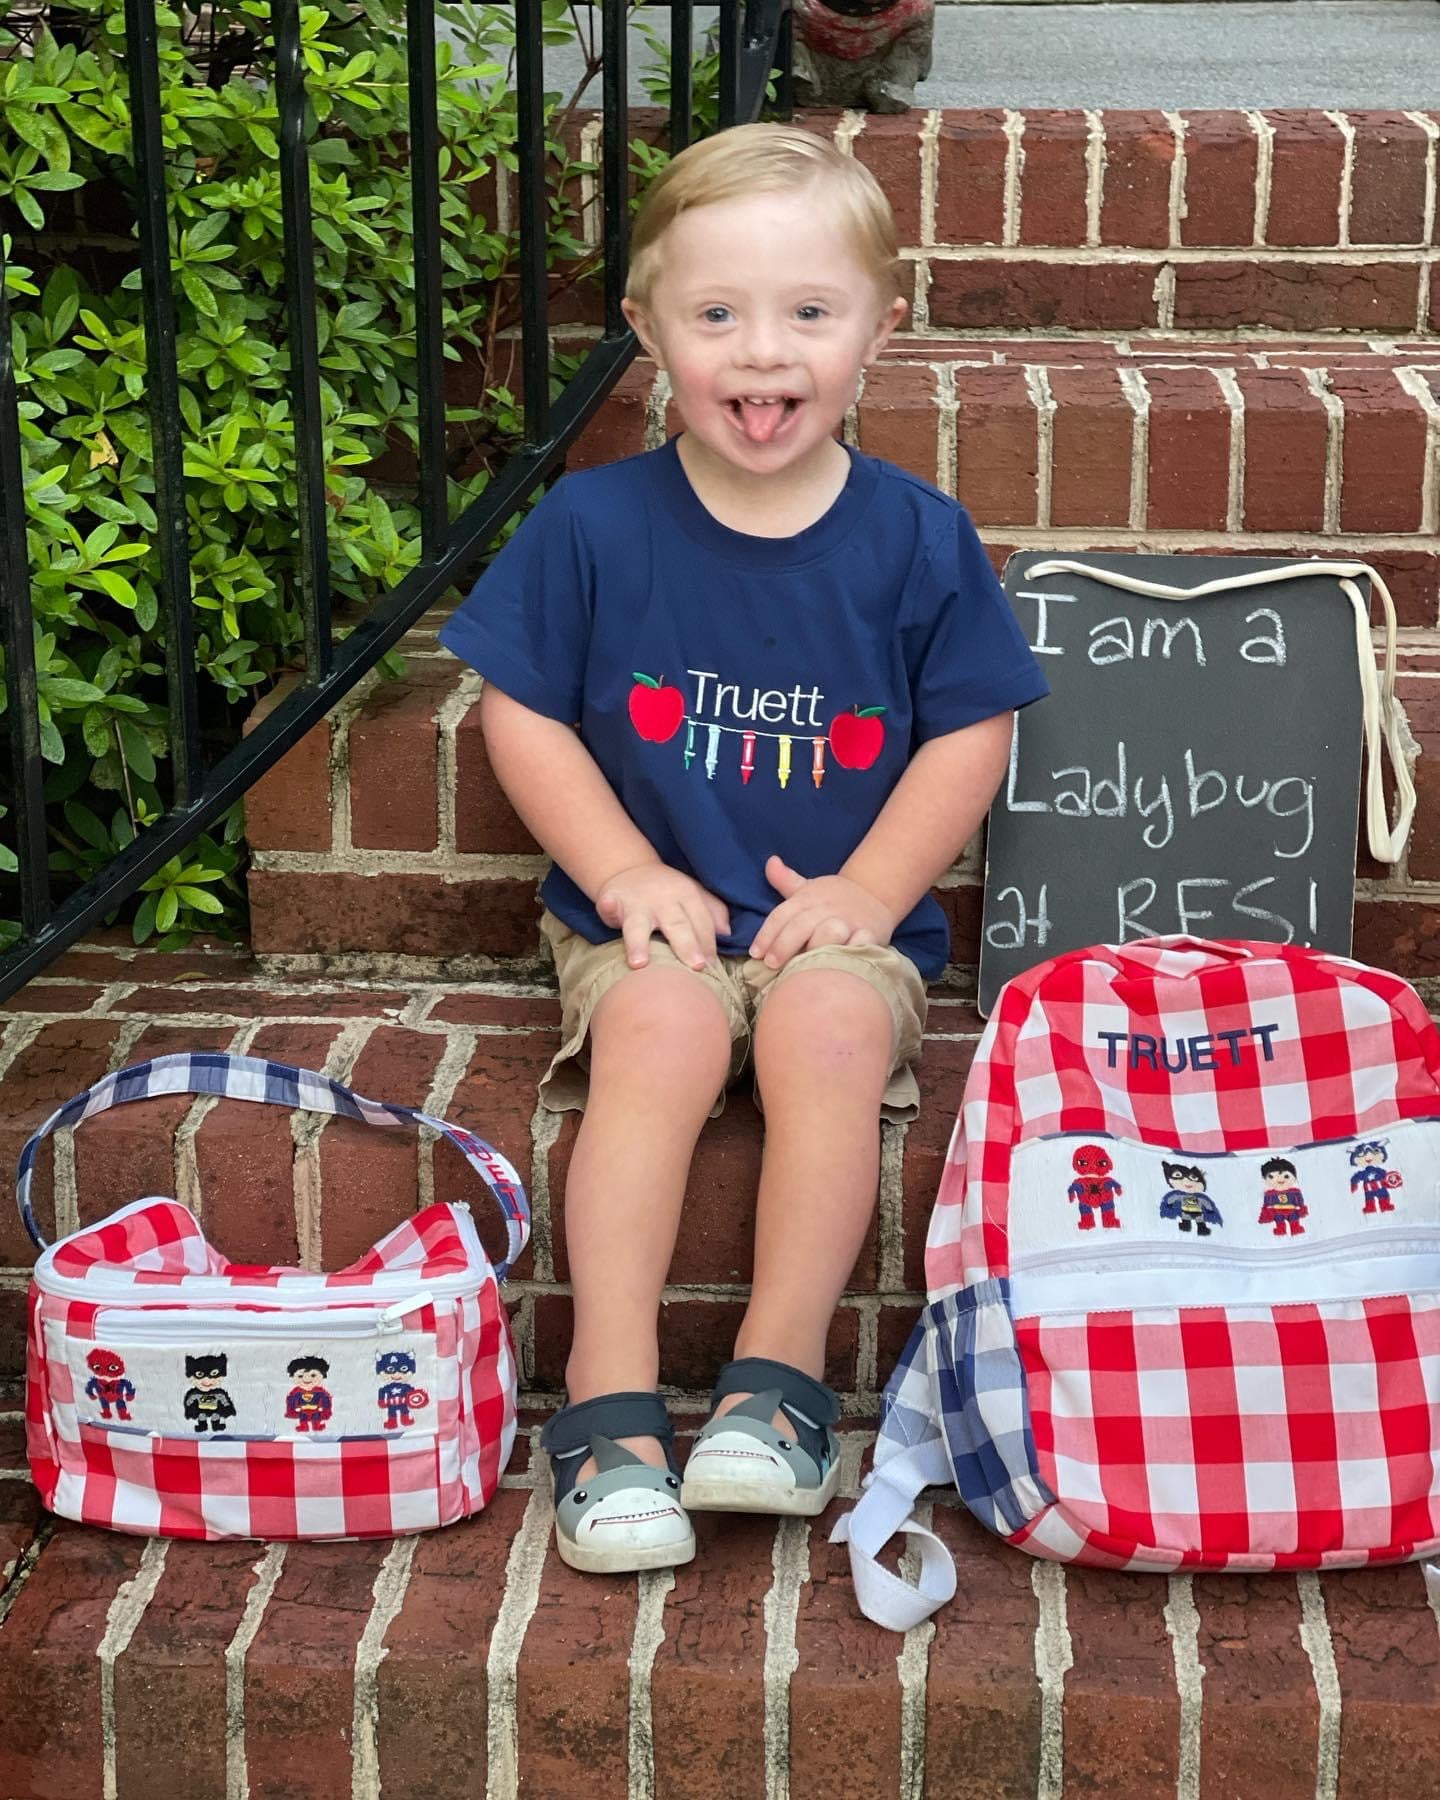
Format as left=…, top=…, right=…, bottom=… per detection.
left=721, top=966, right=894, bottom=1408
left=563, top=965, right=734, bottom=1476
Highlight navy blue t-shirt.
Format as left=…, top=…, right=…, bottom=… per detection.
left=440, top=438, right=1048, bottom=980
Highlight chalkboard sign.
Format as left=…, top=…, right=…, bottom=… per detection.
left=978, top=553, right=1371, bottom=1016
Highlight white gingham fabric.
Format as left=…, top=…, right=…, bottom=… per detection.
left=835, top=938, right=1440, bottom=1627
left=21, top=1053, right=529, bottom=1541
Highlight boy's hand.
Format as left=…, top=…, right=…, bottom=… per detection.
left=749, top=855, right=896, bottom=969
left=595, top=862, right=732, bottom=971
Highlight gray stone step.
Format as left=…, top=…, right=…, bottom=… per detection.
left=527, top=2, right=1440, bottom=112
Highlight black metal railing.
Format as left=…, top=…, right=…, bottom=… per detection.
left=0, top=0, right=793, bottom=1001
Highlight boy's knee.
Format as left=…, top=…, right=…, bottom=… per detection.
left=590, top=966, right=734, bottom=1080
left=754, top=967, right=895, bottom=1073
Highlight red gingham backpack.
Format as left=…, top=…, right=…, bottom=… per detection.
left=835, top=937, right=1440, bottom=1629
left=20, top=1052, right=529, bottom=1541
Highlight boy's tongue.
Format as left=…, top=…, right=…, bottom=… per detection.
left=736, top=398, right=789, bottom=444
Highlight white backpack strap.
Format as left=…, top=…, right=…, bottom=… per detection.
left=830, top=1436, right=957, bottom=1632
left=1026, top=558, right=1416, bottom=864
left=15, top=1051, right=530, bottom=1275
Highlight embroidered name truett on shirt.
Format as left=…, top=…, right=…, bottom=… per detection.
left=1097, top=1024, right=1281, bottom=1071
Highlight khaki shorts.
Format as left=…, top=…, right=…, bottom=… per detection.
left=539, top=910, right=929, bottom=1123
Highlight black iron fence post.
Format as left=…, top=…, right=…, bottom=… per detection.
left=0, top=0, right=792, bottom=1002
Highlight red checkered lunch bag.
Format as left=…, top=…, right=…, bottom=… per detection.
left=19, top=1052, right=529, bottom=1541
left=834, top=937, right=1440, bottom=1630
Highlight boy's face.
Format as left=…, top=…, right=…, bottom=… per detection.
left=621, top=188, right=906, bottom=484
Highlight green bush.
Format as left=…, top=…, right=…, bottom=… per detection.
left=1, top=0, right=701, bottom=952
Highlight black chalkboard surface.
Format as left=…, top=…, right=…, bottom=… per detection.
left=978, top=553, right=1370, bottom=1017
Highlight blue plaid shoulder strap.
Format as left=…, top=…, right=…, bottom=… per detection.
left=15, top=1051, right=530, bottom=1276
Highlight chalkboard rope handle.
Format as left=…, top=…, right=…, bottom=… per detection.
left=1025, top=558, right=1415, bottom=867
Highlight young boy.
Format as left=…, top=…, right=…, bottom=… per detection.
left=441, top=123, right=1048, bottom=1574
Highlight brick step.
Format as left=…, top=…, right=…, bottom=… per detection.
left=549, top=108, right=1440, bottom=338
left=0, top=948, right=968, bottom=1393
left=243, top=375, right=1440, bottom=970
left=2, top=1405, right=1439, bottom=1799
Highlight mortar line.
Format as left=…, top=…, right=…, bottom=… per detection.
left=1083, top=111, right=1106, bottom=247
left=0, top=1516, right=57, bottom=1629
left=1247, top=109, right=1274, bottom=245
left=1164, top=1572, right=1204, bottom=1800
left=897, top=1501, right=937, bottom=1800
left=1296, top=1571, right=1342, bottom=1800
left=1164, top=111, right=1187, bottom=249
left=526, top=1098, right=562, bottom=1283
left=1119, top=366, right=1152, bottom=531
left=416, top=1025, right=480, bottom=1217
left=627, top=1567, right=676, bottom=1800
left=762, top=1518, right=811, bottom=1800
left=49, top=1018, right=148, bottom=1240
left=643, top=370, right=672, bottom=450
left=292, top=1019, right=375, bottom=1272
left=351, top=1535, right=418, bottom=1800
left=1324, top=110, right=1356, bottom=249
left=174, top=1021, right=264, bottom=1220
left=1031, top=1561, right=1073, bottom=1800
left=578, top=117, right=604, bottom=249
left=919, top=109, right=941, bottom=248
left=934, top=361, right=958, bottom=497
left=226, top=1542, right=288, bottom=1800
left=1153, top=260, right=1177, bottom=331
left=876, top=1115, right=911, bottom=1293
left=99, top=1537, right=169, bottom=1800
left=1405, top=111, right=1439, bottom=248
left=485, top=1486, right=553, bottom=1800
left=1396, top=366, right=1440, bottom=535
left=436, top=669, right=484, bottom=859
left=835, top=110, right=866, bottom=158
left=1023, top=364, right=1056, bottom=530
left=1002, top=110, right=1025, bottom=248
left=1211, top=365, right=1246, bottom=533
left=1303, top=366, right=1345, bottom=535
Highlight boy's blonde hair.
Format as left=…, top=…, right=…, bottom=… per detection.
left=626, top=123, right=903, bottom=307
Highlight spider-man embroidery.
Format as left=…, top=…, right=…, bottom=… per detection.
left=1349, top=1141, right=1402, bottom=1215
left=1067, top=1144, right=1122, bottom=1231
left=84, top=1348, right=135, bottom=1420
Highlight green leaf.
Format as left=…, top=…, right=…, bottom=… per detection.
left=117, top=720, right=156, bottom=781
left=132, top=892, right=158, bottom=944
left=176, top=885, right=225, bottom=913
left=155, top=887, right=179, bottom=933
left=40, top=677, right=108, bottom=705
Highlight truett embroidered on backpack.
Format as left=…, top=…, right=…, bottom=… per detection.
left=1098, top=1023, right=1280, bottom=1072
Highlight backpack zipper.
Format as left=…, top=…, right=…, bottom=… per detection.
left=1014, top=1228, right=1440, bottom=1280
left=91, top=1292, right=438, bottom=1342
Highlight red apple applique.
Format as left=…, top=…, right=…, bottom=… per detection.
left=629, top=672, right=685, bottom=743
left=828, top=704, right=886, bottom=770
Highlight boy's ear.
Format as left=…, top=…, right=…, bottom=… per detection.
left=621, top=297, right=665, bottom=369
left=863, top=294, right=909, bottom=366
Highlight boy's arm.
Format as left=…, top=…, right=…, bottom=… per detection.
left=480, top=684, right=730, bottom=969
left=749, top=711, right=1013, bottom=967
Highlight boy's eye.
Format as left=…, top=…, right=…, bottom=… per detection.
left=702, top=306, right=732, bottom=324
left=796, top=304, right=826, bottom=321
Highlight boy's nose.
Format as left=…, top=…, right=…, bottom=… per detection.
left=736, top=325, right=789, bottom=369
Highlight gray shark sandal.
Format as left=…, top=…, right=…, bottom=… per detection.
left=541, top=1390, right=696, bottom=1575
left=680, top=1357, right=841, bottom=1516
